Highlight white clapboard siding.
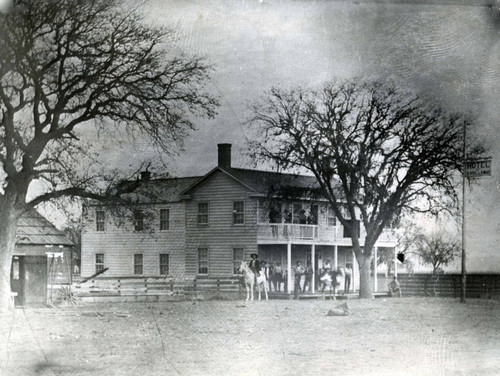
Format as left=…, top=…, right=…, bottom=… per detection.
left=81, top=202, right=186, bottom=278
left=185, top=170, right=258, bottom=278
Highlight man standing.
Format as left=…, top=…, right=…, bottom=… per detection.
left=293, top=261, right=305, bottom=299
left=303, top=262, right=314, bottom=293
left=344, top=264, right=352, bottom=294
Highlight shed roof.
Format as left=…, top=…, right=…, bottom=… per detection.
left=16, top=210, right=73, bottom=246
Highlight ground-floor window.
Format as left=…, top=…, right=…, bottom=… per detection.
left=134, top=254, right=143, bottom=275
left=233, top=248, right=244, bottom=274
left=160, top=253, right=169, bottom=275
left=198, top=248, right=208, bottom=274
left=95, top=253, right=104, bottom=273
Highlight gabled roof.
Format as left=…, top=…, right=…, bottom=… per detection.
left=180, top=166, right=322, bottom=198
left=123, top=176, right=202, bottom=203
left=16, top=210, right=73, bottom=246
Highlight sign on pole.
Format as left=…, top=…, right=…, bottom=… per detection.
left=465, top=157, right=492, bottom=178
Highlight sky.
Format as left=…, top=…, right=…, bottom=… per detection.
left=97, top=0, right=500, bottom=178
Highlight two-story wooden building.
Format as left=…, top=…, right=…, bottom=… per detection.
left=81, top=144, right=396, bottom=294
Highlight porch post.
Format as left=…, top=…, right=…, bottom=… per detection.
left=374, top=246, right=378, bottom=292
left=352, top=250, right=356, bottom=291
left=287, top=242, right=292, bottom=294
left=311, top=244, right=315, bottom=294
left=394, top=246, right=398, bottom=277
left=334, top=245, right=338, bottom=270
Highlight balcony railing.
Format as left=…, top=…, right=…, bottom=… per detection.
left=257, top=223, right=321, bottom=241
left=257, top=223, right=396, bottom=244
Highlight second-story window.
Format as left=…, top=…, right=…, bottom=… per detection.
left=327, top=206, right=337, bottom=227
left=96, top=210, right=105, bottom=231
left=233, top=201, right=245, bottom=225
left=133, top=210, right=144, bottom=231
left=160, top=209, right=170, bottom=231
left=197, top=202, right=209, bottom=226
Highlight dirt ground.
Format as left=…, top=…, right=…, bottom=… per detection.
left=1, top=297, right=499, bottom=376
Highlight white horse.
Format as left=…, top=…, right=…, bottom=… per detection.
left=319, top=269, right=342, bottom=300
left=239, top=261, right=268, bottom=301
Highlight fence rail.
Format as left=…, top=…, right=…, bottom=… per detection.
left=72, top=276, right=243, bottom=302
left=396, top=273, right=500, bottom=298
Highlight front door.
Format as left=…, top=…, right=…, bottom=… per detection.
left=10, top=256, right=25, bottom=306
left=25, top=256, right=48, bottom=305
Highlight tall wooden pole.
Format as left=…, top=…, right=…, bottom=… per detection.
left=461, top=123, right=467, bottom=303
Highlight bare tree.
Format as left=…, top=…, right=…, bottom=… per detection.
left=413, top=230, right=461, bottom=274
left=0, top=0, right=218, bottom=311
left=248, top=80, right=476, bottom=298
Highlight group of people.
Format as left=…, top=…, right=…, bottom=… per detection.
left=248, top=254, right=353, bottom=296
left=248, top=253, right=402, bottom=297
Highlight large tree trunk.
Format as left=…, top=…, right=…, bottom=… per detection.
left=357, top=255, right=373, bottom=299
left=0, top=201, right=18, bottom=313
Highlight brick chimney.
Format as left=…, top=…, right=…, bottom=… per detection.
left=217, top=143, right=232, bottom=169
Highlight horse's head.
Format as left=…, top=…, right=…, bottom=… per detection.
left=238, top=260, right=248, bottom=274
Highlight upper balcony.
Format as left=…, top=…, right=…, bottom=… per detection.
left=256, top=222, right=397, bottom=246
left=257, top=223, right=335, bottom=244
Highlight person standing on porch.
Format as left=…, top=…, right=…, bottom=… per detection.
left=303, top=262, right=314, bottom=293
left=323, top=259, right=332, bottom=273
left=344, top=264, right=352, bottom=294
left=293, top=261, right=305, bottom=299
left=261, top=260, right=270, bottom=284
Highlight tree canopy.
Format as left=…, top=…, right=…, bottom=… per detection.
left=0, top=0, right=218, bottom=208
left=0, top=0, right=218, bottom=311
left=248, top=80, right=475, bottom=298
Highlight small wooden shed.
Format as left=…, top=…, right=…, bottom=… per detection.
left=11, top=210, right=74, bottom=306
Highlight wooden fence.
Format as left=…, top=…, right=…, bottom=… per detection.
left=72, top=276, right=243, bottom=303
left=68, top=273, right=500, bottom=303
left=396, top=273, right=500, bottom=299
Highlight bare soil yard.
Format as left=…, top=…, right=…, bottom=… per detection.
left=1, top=297, right=499, bottom=376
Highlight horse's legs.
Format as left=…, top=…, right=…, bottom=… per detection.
left=245, top=286, right=250, bottom=301
left=264, top=280, right=269, bottom=301
left=250, top=283, right=254, bottom=301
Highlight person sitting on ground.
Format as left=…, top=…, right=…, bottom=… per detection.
left=388, top=276, right=402, bottom=297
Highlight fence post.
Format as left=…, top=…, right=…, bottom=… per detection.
left=118, top=279, right=121, bottom=295
left=217, top=278, right=220, bottom=293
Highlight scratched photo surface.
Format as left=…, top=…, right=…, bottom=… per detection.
left=1, top=1, right=499, bottom=375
